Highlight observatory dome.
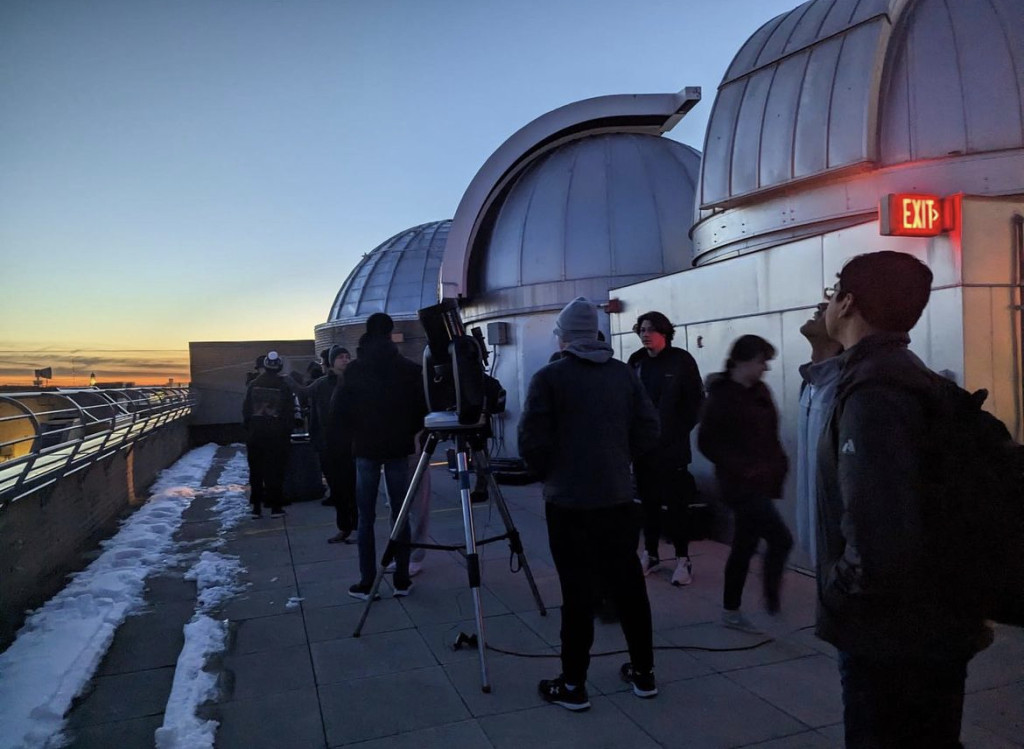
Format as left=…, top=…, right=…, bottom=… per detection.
left=471, top=133, right=701, bottom=308
left=326, top=220, right=450, bottom=325
left=693, top=0, right=1024, bottom=260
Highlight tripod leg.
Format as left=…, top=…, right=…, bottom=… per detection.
left=457, top=447, right=491, bottom=693
left=352, top=432, right=440, bottom=637
left=475, top=449, right=548, bottom=617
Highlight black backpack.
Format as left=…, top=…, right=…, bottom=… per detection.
left=922, top=377, right=1024, bottom=627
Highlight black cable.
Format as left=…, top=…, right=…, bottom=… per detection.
left=450, top=623, right=818, bottom=658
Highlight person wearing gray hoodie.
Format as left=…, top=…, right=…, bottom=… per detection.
left=519, top=297, right=660, bottom=712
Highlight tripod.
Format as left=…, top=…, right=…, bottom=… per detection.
left=352, top=417, right=547, bottom=693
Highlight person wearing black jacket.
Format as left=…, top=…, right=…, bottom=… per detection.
left=332, top=313, right=427, bottom=600
left=520, top=297, right=660, bottom=712
left=242, top=351, right=294, bottom=519
left=817, top=251, right=991, bottom=748
left=627, top=311, right=704, bottom=586
left=698, top=335, right=791, bottom=634
left=310, top=345, right=355, bottom=543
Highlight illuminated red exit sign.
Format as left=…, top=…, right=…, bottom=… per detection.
left=879, top=193, right=955, bottom=236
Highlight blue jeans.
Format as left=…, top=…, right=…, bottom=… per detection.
left=355, top=457, right=411, bottom=587
left=838, top=651, right=968, bottom=748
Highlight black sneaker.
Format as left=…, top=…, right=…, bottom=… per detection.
left=620, top=662, right=658, bottom=698
left=393, top=580, right=414, bottom=598
left=270, top=509, right=286, bottom=518
left=250, top=510, right=262, bottom=520
left=347, top=583, right=380, bottom=601
left=538, top=676, right=590, bottom=711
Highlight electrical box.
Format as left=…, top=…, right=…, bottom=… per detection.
left=486, top=322, right=510, bottom=346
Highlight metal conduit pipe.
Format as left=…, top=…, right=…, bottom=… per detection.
left=1014, top=213, right=1024, bottom=442
left=0, top=386, right=196, bottom=510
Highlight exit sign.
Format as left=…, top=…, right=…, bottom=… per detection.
left=879, top=193, right=953, bottom=236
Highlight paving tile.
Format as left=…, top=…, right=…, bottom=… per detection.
left=294, top=558, right=358, bottom=585
left=725, top=654, right=843, bottom=728
left=815, top=724, right=845, bottom=746
left=298, top=576, right=367, bottom=609
left=67, top=667, right=176, bottom=726
left=663, top=621, right=817, bottom=673
left=144, top=574, right=200, bottom=603
left=310, top=628, right=436, bottom=684
left=63, top=713, right=163, bottom=749
left=219, top=586, right=300, bottom=620
left=221, top=645, right=315, bottom=701
left=175, top=519, right=223, bottom=543
left=237, top=563, right=296, bottom=593
left=606, top=672, right=804, bottom=748
left=397, top=582, right=511, bottom=627
left=319, top=666, right=470, bottom=745
left=97, top=599, right=194, bottom=676
left=214, top=687, right=326, bottom=749
left=230, top=612, right=307, bottom=655
left=478, top=697, right=661, bottom=748
left=418, top=612, right=555, bottom=666
left=967, top=624, right=1024, bottom=692
left=963, top=680, right=1024, bottom=746
left=337, top=719, right=494, bottom=749
left=444, top=650, right=575, bottom=716
left=738, top=730, right=840, bottom=748
left=303, top=600, right=414, bottom=643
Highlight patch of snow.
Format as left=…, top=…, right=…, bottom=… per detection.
left=153, top=615, right=226, bottom=749
left=0, top=443, right=219, bottom=749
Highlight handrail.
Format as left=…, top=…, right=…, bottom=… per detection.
left=0, top=386, right=196, bottom=509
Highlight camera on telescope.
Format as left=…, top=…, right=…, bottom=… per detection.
left=418, top=300, right=504, bottom=427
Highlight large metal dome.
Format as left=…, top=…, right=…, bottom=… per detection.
left=692, top=0, right=1024, bottom=261
left=698, top=0, right=1024, bottom=209
left=326, top=220, right=449, bottom=324
left=471, top=133, right=701, bottom=306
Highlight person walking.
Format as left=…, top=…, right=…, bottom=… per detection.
left=698, top=335, right=792, bottom=633
left=519, top=297, right=660, bottom=712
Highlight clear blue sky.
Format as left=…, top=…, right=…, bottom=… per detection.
left=0, top=0, right=797, bottom=384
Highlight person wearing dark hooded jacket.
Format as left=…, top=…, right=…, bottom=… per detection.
left=331, top=313, right=427, bottom=600
left=309, top=345, right=356, bottom=542
left=519, top=297, right=660, bottom=712
left=698, top=335, right=792, bottom=634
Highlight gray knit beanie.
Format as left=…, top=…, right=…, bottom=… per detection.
left=554, top=297, right=598, bottom=343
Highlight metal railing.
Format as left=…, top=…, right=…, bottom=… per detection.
left=0, top=386, right=196, bottom=509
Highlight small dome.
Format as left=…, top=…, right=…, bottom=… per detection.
left=473, top=133, right=700, bottom=295
left=326, top=220, right=450, bottom=324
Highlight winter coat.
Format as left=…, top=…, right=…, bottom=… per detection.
left=697, top=374, right=788, bottom=505
left=815, top=332, right=992, bottom=661
left=242, top=371, right=295, bottom=439
left=518, top=338, right=659, bottom=509
left=331, top=335, right=427, bottom=460
left=307, top=371, right=351, bottom=454
left=627, top=346, right=704, bottom=467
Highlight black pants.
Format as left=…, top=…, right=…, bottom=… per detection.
left=247, top=433, right=289, bottom=513
left=546, top=502, right=654, bottom=685
left=723, top=496, right=793, bottom=611
left=839, top=651, right=968, bottom=748
left=321, top=448, right=357, bottom=533
left=636, top=460, right=693, bottom=559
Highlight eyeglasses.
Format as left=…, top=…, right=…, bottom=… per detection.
left=823, top=283, right=841, bottom=301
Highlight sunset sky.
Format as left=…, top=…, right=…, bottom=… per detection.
left=0, top=0, right=797, bottom=387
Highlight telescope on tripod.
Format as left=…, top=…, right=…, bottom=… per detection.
left=352, top=299, right=546, bottom=693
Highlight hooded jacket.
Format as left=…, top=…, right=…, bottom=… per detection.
left=518, top=339, right=659, bottom=509
left=627, top=345, right=704, bottom=467
left=815, top=332, right=991, bottom=660
left=697, top=374, right=787, bottom=505
left=330, top=335, right=427, bottom=460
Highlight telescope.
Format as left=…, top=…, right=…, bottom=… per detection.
left=418, top=299, right=488, bottom=426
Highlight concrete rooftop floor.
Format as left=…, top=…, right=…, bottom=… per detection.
left=62, top=445, right=1024, bottom=748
